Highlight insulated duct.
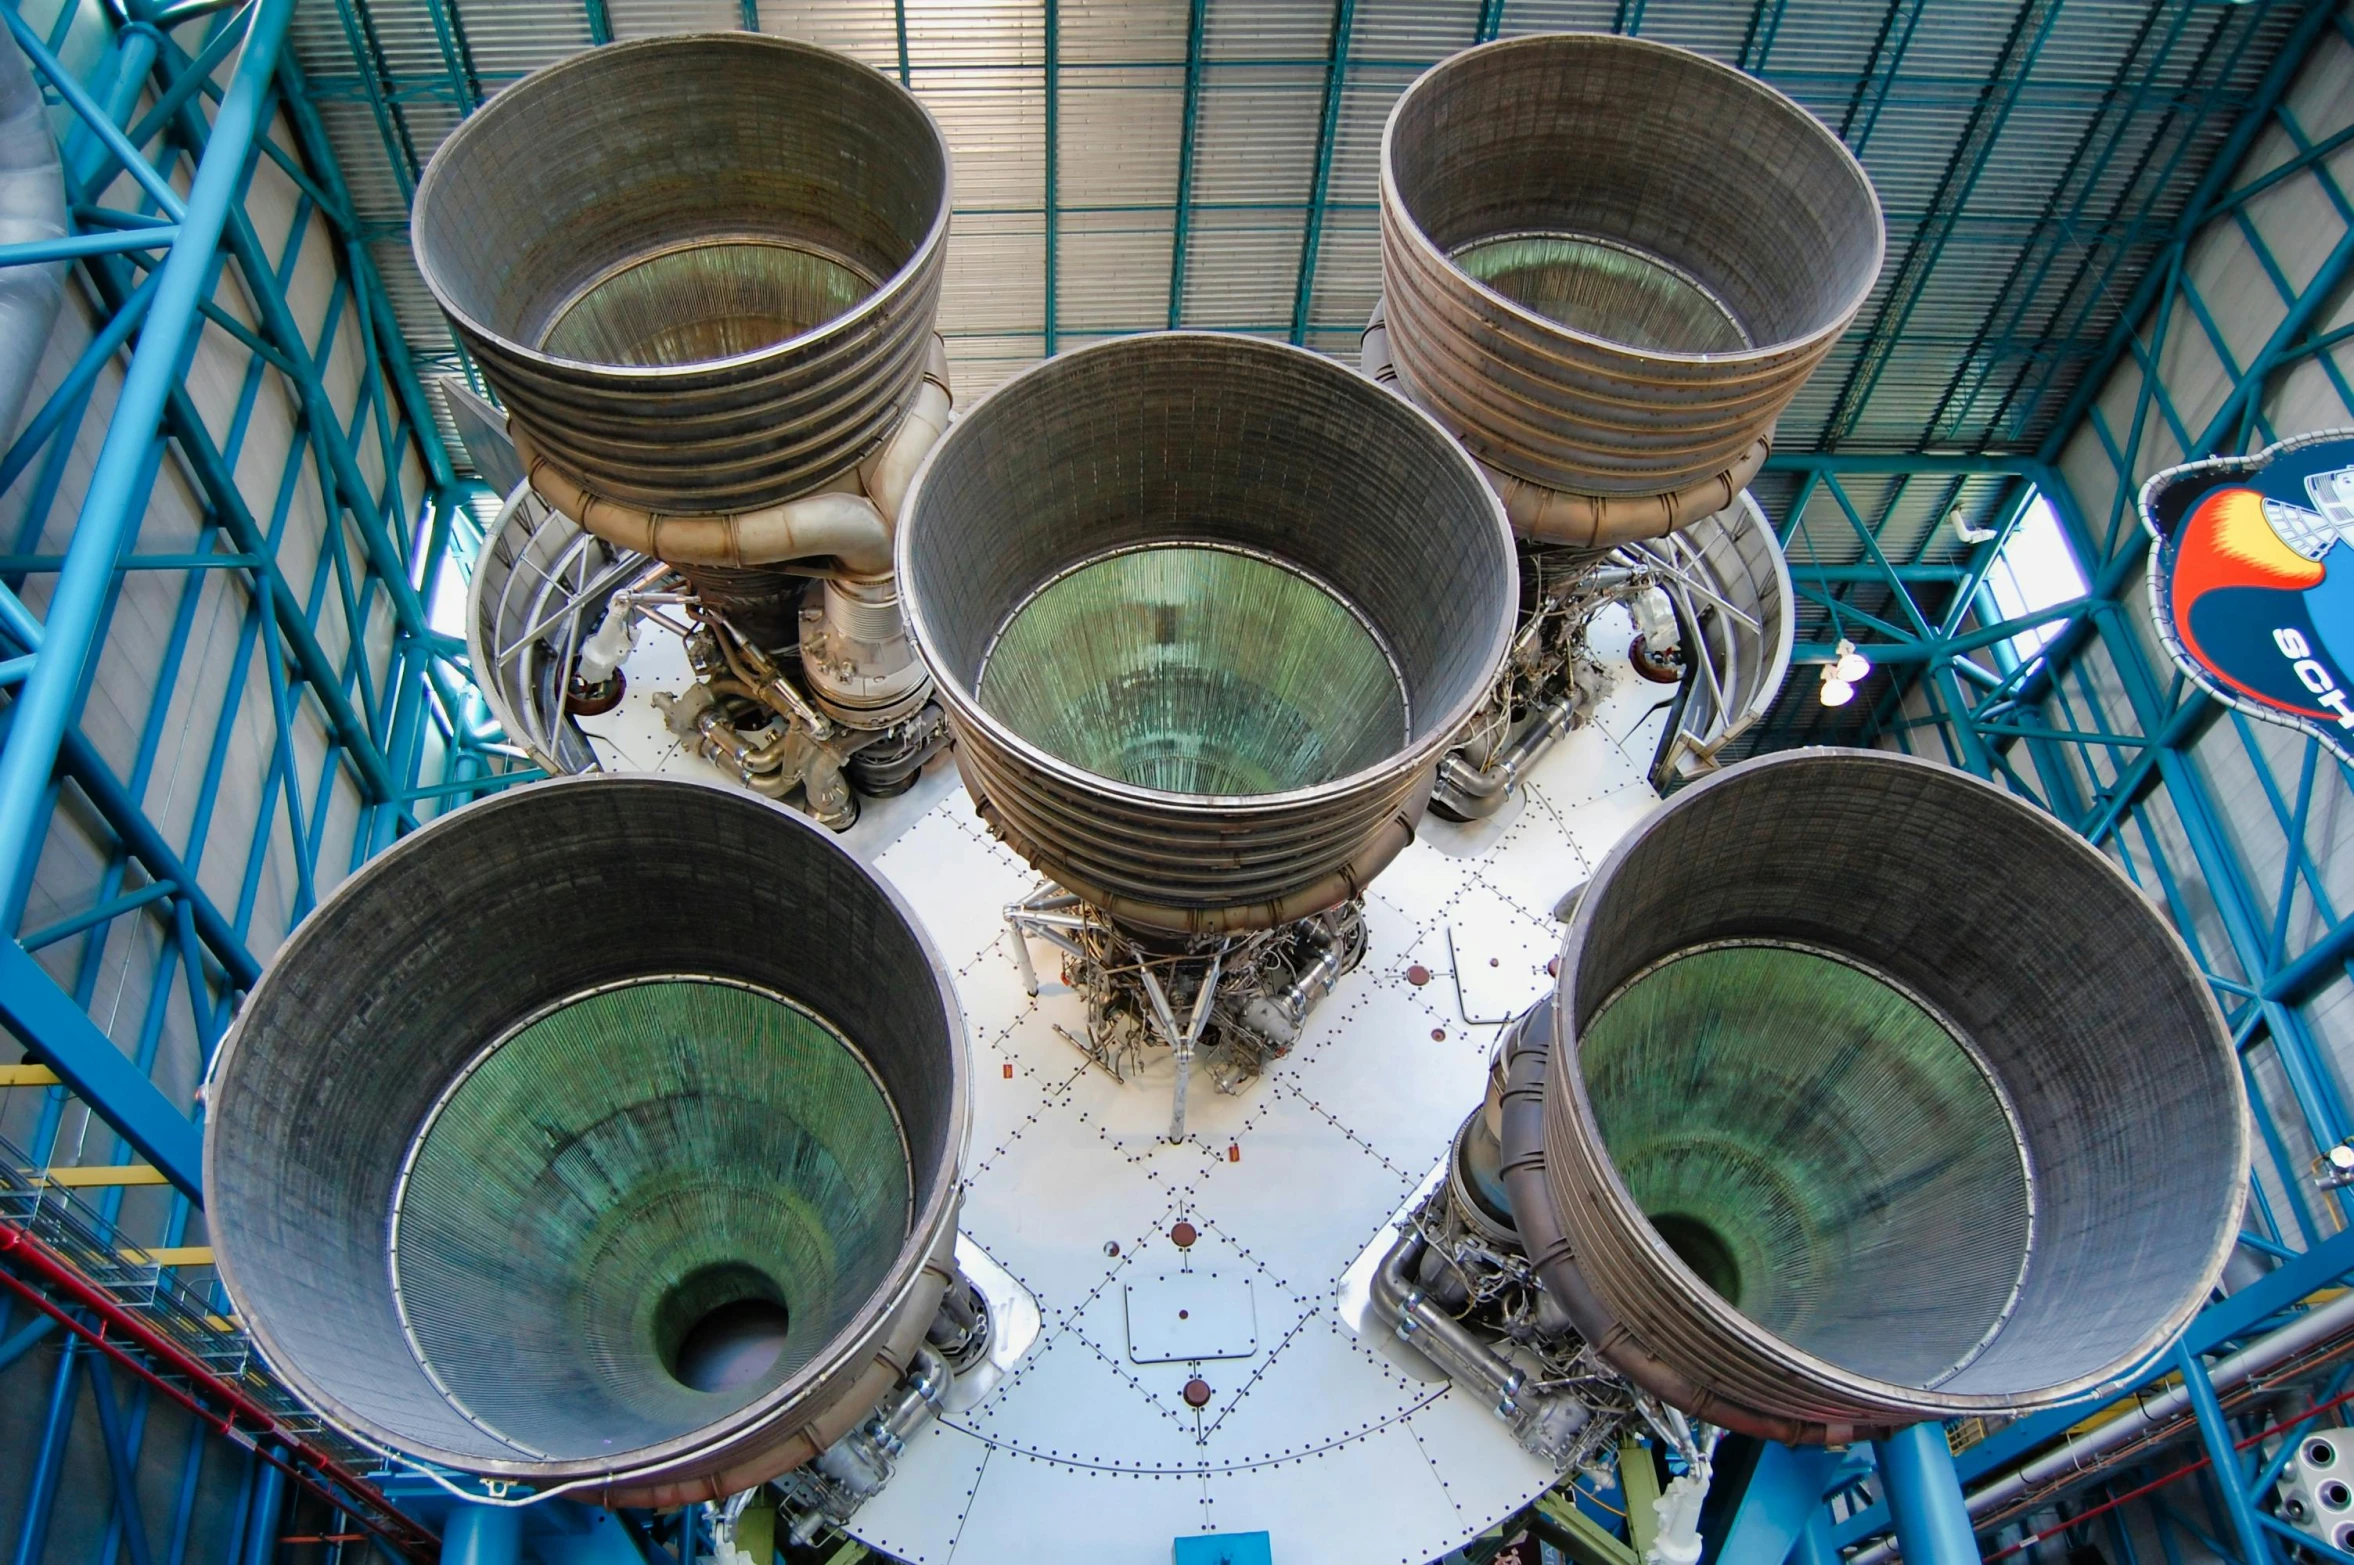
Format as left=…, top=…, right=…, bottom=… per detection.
left=1644, top=497, right=1795, bottom=783
left=1499, top=749, right=2247, bottom=1443
left=0, top=25, right=65, bottom=449
left=1376, top=35, right=1882, bottom=546
left=203, top=777, right=967, bottom=1506
left=416, top=34, right=955, bottom=805
left=463, top=482, right=609, bottom=775
left=411, top=33, right=949, bottom=520
left=898, top=333, right=1517, bottom=935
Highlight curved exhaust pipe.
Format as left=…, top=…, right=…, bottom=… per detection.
left=418, top=35, right=959, bottom=811
left=1368, top=35, right=1855, bottom=814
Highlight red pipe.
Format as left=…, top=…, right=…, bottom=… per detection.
left=0, top=1223, right=439, bottom=1561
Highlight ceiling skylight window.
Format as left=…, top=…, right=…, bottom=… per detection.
left=1981, top=491, right=2089, bottom=665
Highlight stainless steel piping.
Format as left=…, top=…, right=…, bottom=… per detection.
left=1433, top=694, right=1580, bottom=819
left=424, top=40, right=957, bottom=814
left=1369, top=1227, right=1592, bottom=1464
left=1847, top=1289, right=2354, bottom=1565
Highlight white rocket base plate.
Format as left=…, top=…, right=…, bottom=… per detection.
left=819, top=608, right=1683, bottom=1565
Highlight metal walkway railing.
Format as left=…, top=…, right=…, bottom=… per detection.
left=0, top=1130, right=438, bottom=1561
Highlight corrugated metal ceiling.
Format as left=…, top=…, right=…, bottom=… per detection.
left=285, top=0, right=2307, bottom=473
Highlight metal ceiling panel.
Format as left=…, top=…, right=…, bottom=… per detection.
left=284, top=0, right=2317, bottom=469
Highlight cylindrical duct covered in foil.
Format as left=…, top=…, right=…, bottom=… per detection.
left=411, top=34, right=950, bottom=514
left=898, top=334, right=1517, bottom=935
left=1379, top=34, right=1882, bottom=512
left=1499, top=749, right=2246, bottom=1443
left=203, top=777, right=967, bottom=1505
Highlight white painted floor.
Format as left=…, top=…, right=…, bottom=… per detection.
left=803, top=607, right=1687, bottom=1565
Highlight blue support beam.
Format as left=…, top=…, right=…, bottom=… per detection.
left=1290, top=0, right=1354, bottom=346
left=0, top=1312, right=55, bottom=1374
left=1765, top=452, right=2041, bottom=477
left=1168, top=0, right=1207, bottom=329
left=1716, top=1444, right=1846, bottom=1565
left=1818, top=0, right=2063, bottom=444
left=0, top=0, right=500, bottom=1221
left=1787, top=16, right=2354, bottom=1559
left=12, top=1338, right=80, bottom=1565
left=0, top=941, right=202, bottom=1194
left=1, top=0, right=2348, bottom=1555
left=1846, top=1173, right=2354, bottom=1535
left=1793, top=1512, right=1836, bottom=1565
left=1875, top=1426, right=1979, bottom=1565
left=2012, top=0, right=2344, bottom=452
left=1837, top=0, right=1927, bottom=151
left=1931, top=0, right=2204, bottom=448
left=444, top=1506, right=524, bottom=1565
left=85, top=1356, right=159, bottom=1565
left=0, top=0, right=297, bottom=920
left=2178, top=1339, right=2278, bottom=1565
left=1738, top=0, right=1790, bottom=71
left=241, top=1453, right=288, bottom=1565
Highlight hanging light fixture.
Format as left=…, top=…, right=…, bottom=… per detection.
left=1820, top=638, right=1868, bottom=706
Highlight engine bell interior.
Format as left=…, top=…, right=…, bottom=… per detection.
left=8, top=13, right=2308, bottom=1565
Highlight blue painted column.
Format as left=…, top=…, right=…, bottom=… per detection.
left=1794, top=1511, right=1837, bottom=1565
left=0, top=0, right=296, bottom=915
left=1716, top=1443, right=1837, bottom=1565
left=2175, top=1339, right=2274, bottom=1565
left=241, top=1450, right=286, bottom=1565
left=443, top=1504, right=522, bottom=1565
left=9, top=1336, right=80, bottom=1565
left=1873, top=1424, right=1978, bottom=1565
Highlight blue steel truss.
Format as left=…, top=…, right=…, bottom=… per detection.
left=3, top=2, right=2354, bottom=1563
left=0, top=0, right=528, bottom=1558
left=1727, top=6, right=2354, bottom=1562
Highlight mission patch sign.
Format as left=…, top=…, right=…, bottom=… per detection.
left=2141, top=429, right=2354, bottom=766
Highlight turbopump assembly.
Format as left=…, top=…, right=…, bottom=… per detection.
left=1366, top=749, right=2248, bottom=1495
left=422, top=34, right=955, bottom=828
left=1369, top=35, right=1881, bottom=810
left=202, top=777, right=987, bottom=1512
left=898, top=333, right=1517, bottom=1135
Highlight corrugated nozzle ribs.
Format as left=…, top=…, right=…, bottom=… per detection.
left=1378, top=34, right=1884, bottom=539
left=1500, top=749, right=2248, bottom=1443
left=202, top=778, right=968, bottom=1506
left=897, top=334, right=1518, bottom=935
left=411, top=33, right=950, bottom=516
